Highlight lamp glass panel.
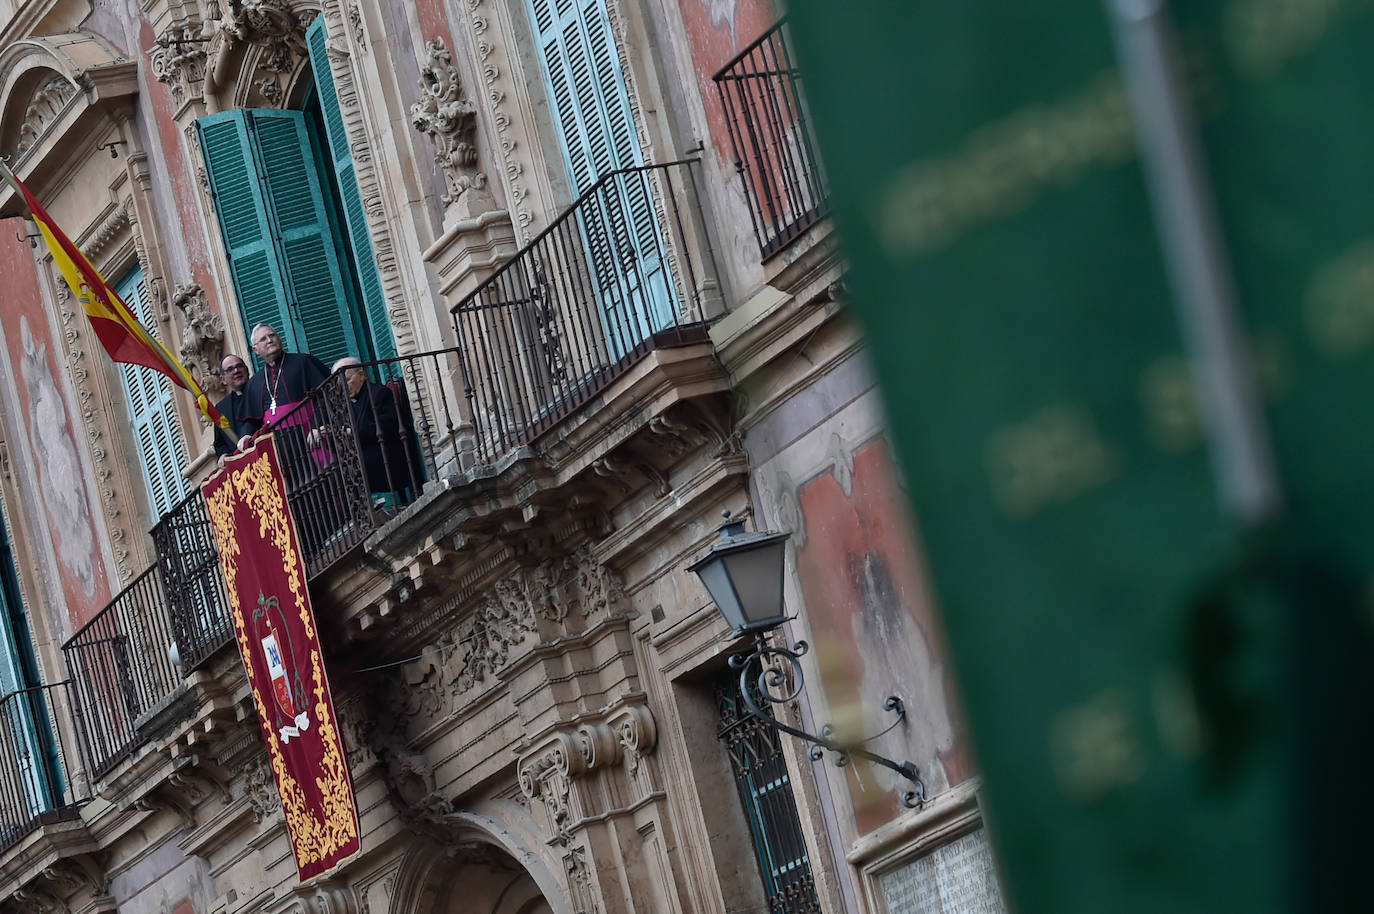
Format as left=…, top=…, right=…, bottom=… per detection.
left=695, top=559, right=745, bottom=631
left=721, top=540, right=787, bottom=627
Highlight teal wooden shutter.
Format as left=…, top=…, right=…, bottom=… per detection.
left=306, top=17, right=395, bottom=361
left=0, top=503, right=61, bottom=813
left=528, top=0, right=643, bottom=191
left=197, top=108, right=363, bottom=368
left=197, top=111, right=299, bottom=355
left=250, top=109, right=361, bottom=366
left=115, top=267, right=191, bottom=519
left=525, top=0, right=674, bottom=347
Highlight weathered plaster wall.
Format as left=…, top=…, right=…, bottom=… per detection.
left=0, top=233, right=111, bottom=631
left=748, top=354, right=974, bottom=839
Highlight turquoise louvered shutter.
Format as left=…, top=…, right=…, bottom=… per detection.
left=197, top=109, right=363, bottom=368
left=525, top=0, right=673, bottom=349
left=306, top=17, right=395, bottom=361
left=115, top=267, right=190, bottom=519
left=0, top=502, right=61, bottom=813
left=196, top=111, right=302, bottom=356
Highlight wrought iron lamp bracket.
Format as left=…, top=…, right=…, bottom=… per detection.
left=728, top=633, right=926, bottom=809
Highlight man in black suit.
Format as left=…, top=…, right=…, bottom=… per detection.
left=213, top=354, right=261, bottom=459
left=332, top=356, right=416, bottom=500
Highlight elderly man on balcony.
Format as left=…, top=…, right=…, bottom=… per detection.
left=331, top=356, right=417, bottom=504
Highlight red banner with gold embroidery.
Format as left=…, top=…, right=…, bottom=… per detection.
left=201, top=436, right=360, bottom=880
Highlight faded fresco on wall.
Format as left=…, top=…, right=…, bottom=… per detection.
left=678, top=0, right=782, bottom=165
left=752, top=381, right=972, bottom=837
left=0, top=236, right=110, bottom=630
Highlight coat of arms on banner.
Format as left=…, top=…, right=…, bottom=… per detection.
left=201, top=436, right=361, bottom=880
left=255, top=593, right=311, bottom=743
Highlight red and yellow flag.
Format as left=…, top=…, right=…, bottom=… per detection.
left=0, top=163, right=228, bottom=430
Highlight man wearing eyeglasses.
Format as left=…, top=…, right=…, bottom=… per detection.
left=213, top=354, right=262, bottom=458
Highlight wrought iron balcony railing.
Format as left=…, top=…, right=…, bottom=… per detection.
left=452, top=160, right=714, bottom=466
left=152, top=491, right=232, bottom=673
left=150, top=348, right=462, bottom=675
left=714, top=19, right=829, bottom=258
left=0, top=682, right=87, bottom=853
left=61, top=565, right=178, bottom=777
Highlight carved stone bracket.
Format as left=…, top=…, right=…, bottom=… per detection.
left=151, top=23, right=209, bottom=115
left=410, top=37, right=486, bottom=209
left=240, top=752, right=282, bottom=825
left=517, top=701, right=659, bottom=845
left=10, top=854, right=114, bottom=914
left=448, top=545, right=626, bottom=694
left=173, top=283, right=225, bottom=399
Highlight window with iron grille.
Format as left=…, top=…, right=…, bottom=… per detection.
left=714, top=672, right=822, bottom=914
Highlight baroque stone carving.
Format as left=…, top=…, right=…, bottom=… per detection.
left=151, top=24, right=208, bottom=112
left=241, top=753, right=280, bottom=824
left=218, top=0, right=317, bottom=107
left=466, top=0, right=532, bottom=232
left=518, top=704, right=658, bottom=844
left=517, top=732, right=582, bottom=845
left=455, top=577, right=534, bottom=691
left=173, top=283, right=226, bottom=399
left=15, top=76, right=76, bottom=157
left=348, top=3, right=366, bottom=49
left=564, top=846, right=600, bottom=914
left=85, top=201, right=132, bottom=259
left=410, top=38, right=486, bottom=207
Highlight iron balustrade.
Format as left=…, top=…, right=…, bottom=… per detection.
left=714, top=19, right=829, bottom=258
left=60, top=349, right=463, bottom=780
left=452, top=160, right=713, bottom=466
left=61, top=565, right=178, bottom=777
left=152, top=491, right=232, bottom=672
left=0, top=681, right=87, bottom=852
left=266, top=349, right=460, bottom=575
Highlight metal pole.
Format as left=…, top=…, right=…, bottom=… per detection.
left=1105, top=0, right=1281, bottom=526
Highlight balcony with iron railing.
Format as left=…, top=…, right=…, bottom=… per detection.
left=714, top=18, right=829, bottom=260
left=0, top=682, right=88, bottom=853
left=452, top=160, right=716, bottom=467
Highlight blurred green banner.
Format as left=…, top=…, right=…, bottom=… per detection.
left=786, top=1, right=1374, bottom=910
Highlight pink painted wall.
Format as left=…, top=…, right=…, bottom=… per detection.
left=0, top=234, right=111, bottom=630
left=139, top=19, right=221, bottom=319
left=795, top=439, right=973, bottom=835
left=677, top=0, right=782, bottom=164
left=415, top=0, right=456, bottom=56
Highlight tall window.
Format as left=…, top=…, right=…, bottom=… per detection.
left=196, top=16, right=394, bottom=369
left=714, top=671, right=822, bottom=914
left=115, top=266, right=190, bottom=518
left=0, top=500, right=63, bottom=819
left=524, top=0, right=674, bottom=349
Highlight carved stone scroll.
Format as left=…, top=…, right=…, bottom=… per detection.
left=151, top=24, right=209, bottom=115
left=173, top=283, right=226, bottom=399
left=410, top=38, right=487, bottom=210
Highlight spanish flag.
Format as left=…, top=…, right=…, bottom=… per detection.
left=0, top=162, right=228, bottom=431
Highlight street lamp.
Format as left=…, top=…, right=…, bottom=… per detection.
left=688, top=513, right=926, bottom=809
left=685, top=515, right=791, bottom=636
